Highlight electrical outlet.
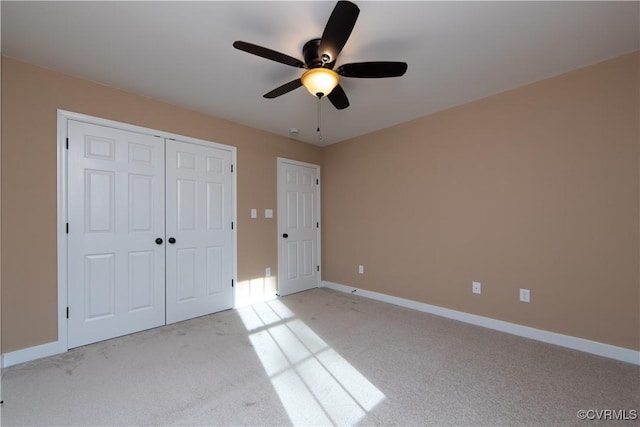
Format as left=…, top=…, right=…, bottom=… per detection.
left=358, top=265, right=364, bottom=274
left=472, top=281, right=481, bottom=294
left=520, top=288, right=530, bottom=303
left=265, top=267, right=271, bottom=277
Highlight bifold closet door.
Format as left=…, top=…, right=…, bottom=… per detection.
left=67, top=120, right=166, bottom=349
left=165, top=139, right=233, bottom=324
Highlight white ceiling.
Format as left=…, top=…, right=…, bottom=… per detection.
left=2, top=1, right=638, bottom=146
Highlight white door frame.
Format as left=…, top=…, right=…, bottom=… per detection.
left=276, top=157, right=321, bottom=295
left=57, top=109, right=237, bottom=354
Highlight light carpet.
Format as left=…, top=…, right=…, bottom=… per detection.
left=1, top=288, right=638, bottom=426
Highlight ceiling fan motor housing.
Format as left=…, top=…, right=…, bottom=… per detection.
left=303, top=38, right=333, bottom=68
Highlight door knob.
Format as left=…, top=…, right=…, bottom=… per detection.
left=168, top=237, right=176, bottom=244
left=282, top=233, right=288, bottom=238
left=155, top=238, right=163, bottom=245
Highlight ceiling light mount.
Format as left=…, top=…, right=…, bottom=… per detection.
left=301, top=38, right=339, bottom=97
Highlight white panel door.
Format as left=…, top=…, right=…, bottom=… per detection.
left=67, top=120, right=165, bottom=348
left=166, top=140, right=233, bottom=324
left=277, top=159, right=320, bottom=296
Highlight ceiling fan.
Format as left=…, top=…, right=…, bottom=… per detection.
left=233, top=0, right=408, bottom=110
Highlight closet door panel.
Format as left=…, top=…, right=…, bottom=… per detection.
left=165, top=140, right=233, bottom=324
left=67, top=120, right=165, bottom=348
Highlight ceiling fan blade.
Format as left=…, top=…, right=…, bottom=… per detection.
left=233, top=41, right=305, bottom=69
left=336, top=62, right=408, bottom=78
left=263, top=79, right=303, bottom=99
left=319, top=1, right=360, bottom=64
left=327, top=84, right=350, bottom=110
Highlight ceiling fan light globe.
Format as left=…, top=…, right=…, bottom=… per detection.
left=301, top=68, right=340, bottom=97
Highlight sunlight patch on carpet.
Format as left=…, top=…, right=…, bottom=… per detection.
left=238, top=299, right=385, bottom=426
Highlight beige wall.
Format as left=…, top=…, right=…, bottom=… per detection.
left=2, top=52, right=639, bottom=355
left=321, top=52, right=640, bottom=351
left=1, top=57, right=321, bottom=353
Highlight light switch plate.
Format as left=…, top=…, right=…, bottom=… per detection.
left=251, top=209, right=257, bottom=219
left=265, top=209, right=273, bottom=218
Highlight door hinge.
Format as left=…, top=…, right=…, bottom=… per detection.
left=317, top=265, right=320, bottom=272
left=231, top=164, right=234, bottom=173
left=66, top=307, right=69, bottom=319
left=66, top=137, right=69, bottom=149
left=316, top=222, right=319, bottom=228
left=231, top=279, right=234, bottom=288
left=316, top=178, right=319, bottom=185
left=66, top=223, right=69, bottom=234
left=231, top=221, right=234, bottom=230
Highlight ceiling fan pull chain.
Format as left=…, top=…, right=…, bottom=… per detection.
left=317, top=95, right=323, bottom=141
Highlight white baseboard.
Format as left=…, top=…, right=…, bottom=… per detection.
left=321, top=281, right=640, bottom=365
left=2, top=341, right=61, bottom=368
left=4, top=283, right=638, bottom=367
